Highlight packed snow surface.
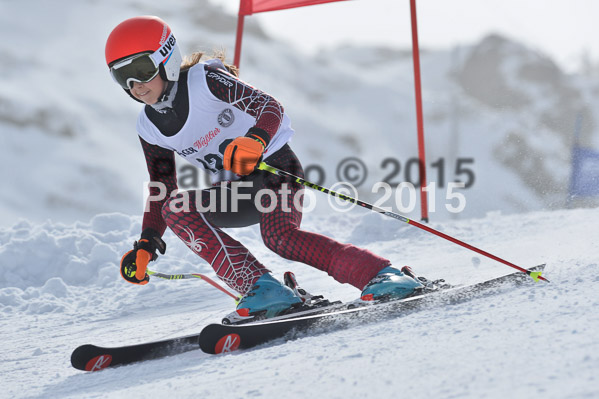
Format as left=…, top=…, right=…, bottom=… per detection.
left=1, top=208, right=598, bottom=398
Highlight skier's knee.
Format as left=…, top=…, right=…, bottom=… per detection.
left=261, top=231, right=280, bottom=253
left=261, top=228, right=291, bottom=258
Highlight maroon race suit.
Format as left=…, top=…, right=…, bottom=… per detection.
left=139, top=64, right=390, bottom=294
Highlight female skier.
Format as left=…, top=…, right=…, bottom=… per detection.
left=107, top=16, right=422, bottom=319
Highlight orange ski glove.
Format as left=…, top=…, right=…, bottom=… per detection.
left=120, top=228, right=166, bottom=285
left=223, top=128, right=269, bottom=175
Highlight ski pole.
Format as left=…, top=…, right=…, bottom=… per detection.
left=146, top=269, right=242, bottom=301
left=258, top=162, right=548, bottom=283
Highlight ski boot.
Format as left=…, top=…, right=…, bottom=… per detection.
left=360, top=266, right=424, bottom=302
left=222, top=273, right=303, bottom=324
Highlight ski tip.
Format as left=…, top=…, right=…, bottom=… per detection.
left=71, top=345, right=113, bottom=372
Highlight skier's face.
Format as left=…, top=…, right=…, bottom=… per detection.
left=130, top=76, right=167, bottom=105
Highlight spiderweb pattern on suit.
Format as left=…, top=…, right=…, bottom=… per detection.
left=205, top=67, right=283, bottom=137
left=198, top=211, right=266, bottom=295
left=161, top=192, right=267, bottom=295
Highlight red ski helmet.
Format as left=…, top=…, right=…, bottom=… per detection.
left=105, top=16, right=182, bottom=89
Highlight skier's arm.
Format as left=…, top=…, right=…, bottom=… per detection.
left=139, top=136, right=178, bottom=235
left=204, top=65, right=283, bottom=147
left=119, top=137, right=176, bottom=285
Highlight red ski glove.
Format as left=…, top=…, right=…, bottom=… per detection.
left=120, top=228, right=166, bottom=285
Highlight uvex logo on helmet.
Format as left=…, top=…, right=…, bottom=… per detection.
left=159, top=35, right=177, bottom=58
left=150, top=32, right=177, bottom=65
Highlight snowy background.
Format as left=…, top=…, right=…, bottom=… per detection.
left=3, top=0, right=599, bottom=226
left=1, top=0, right=598, bottom=398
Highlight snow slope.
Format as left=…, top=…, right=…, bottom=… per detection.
left=1, top=207, right=598, bottom=398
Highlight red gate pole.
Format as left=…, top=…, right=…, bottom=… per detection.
left=234, top=0, right=253, bottom=68
left=233, top=14, right=246, bottom=68
left=409, top=0, right=429, bottom=222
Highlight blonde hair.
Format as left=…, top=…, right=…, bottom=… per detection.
left=180, top=50, right=239, bottom=77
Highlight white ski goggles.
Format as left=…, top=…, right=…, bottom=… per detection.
left=110, top=33, right=176, bottom=89
left=110, top=53, right=160, bottom=89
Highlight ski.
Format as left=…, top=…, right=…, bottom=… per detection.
left=199, top=264, right=545, bottom=354
left=70, top=335, right=201, bottom=372
left=70, top=264, right=544, bottom=370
